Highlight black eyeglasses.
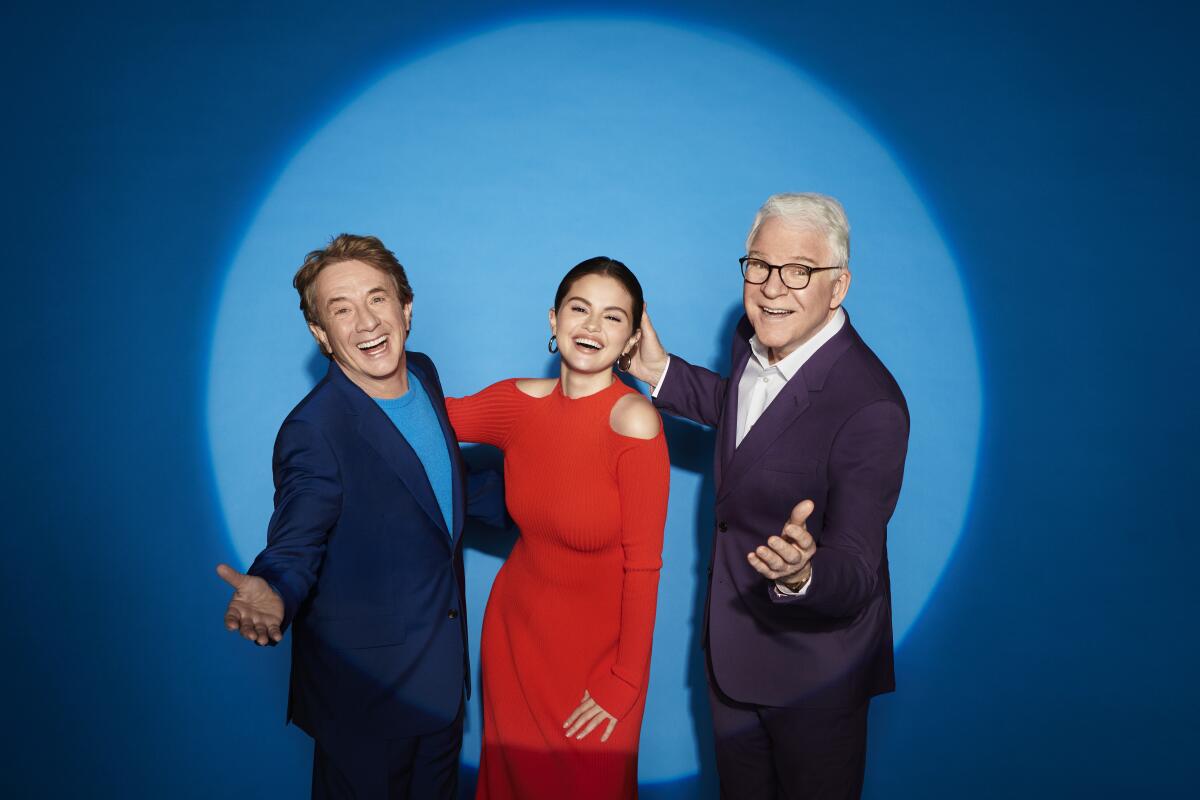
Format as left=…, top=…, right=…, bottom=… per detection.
left=739, top=257, right=841, bottom=290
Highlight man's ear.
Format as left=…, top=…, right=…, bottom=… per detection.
left=830, top=270, right=852, bottom=309
left=308, top=321, right=332, bottom=355
left=403, top=301, right=413, bottom=332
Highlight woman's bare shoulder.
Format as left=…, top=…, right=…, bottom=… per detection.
left=514, top=378, right=557, bottom=398
left=609, top=392, right=661, bottom=439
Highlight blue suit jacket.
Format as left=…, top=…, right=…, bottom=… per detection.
left=655, top=312, right=909, bottom=708
left=248, top=353, right=489, bottom=741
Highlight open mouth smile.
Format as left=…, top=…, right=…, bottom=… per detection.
left=356, top=335, right=389, bottom=354
left=573, top=336, right=603, bottom=352
left=759, top=307, right=794, bottom=318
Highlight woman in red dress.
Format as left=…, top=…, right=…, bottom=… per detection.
left=446, top=257, right=670, bottom=799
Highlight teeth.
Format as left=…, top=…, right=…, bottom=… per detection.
left=762, top=308, right=791, bottom=316
left=573, top=338, right=602, bottom=350
left=357, top=336, right=387, bottom=349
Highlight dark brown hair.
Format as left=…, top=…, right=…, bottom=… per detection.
left=553, top=257, right=644, bottom=329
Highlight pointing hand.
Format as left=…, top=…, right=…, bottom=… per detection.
left=747, top=499, right=817, bottom=588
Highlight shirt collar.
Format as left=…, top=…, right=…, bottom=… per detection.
left=748, top=307, right=846, bottom=379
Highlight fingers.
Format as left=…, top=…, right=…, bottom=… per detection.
left=747, top=543, right=811, bottom=581
left=787, top=499, right=815, bottom=527
left=752, top=531, right=807, bottom=568
left=747, top=500, right=820, bottom=580
left=225, top=601, right=283, bottom=645
left=576, top=710, right=609, bottom=740
left=563, top=694, right=593, bottom=733
left=216, top=563, right=246, bottom=590
left=781, top=525, right=815, bottom=553
left=639, top=310, right=659, bottom=341
left=564, top=703, right=616, bottom=740
left=749, top=551, right=791, bottom=580
left=239, top=620, right=272, bottom=646
left=564, top=705, right=597, bottom=738
left=761, top=535, right=802, bottom=568
left=639, top=310, right=667, bottom=356
left=782, top=500, right=816, bottom=552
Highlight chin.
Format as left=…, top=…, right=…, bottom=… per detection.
left=359, top=360, right=402, bottom=379
left=754, top=329, right=792, bottom=347
left=564, top=352, right=618, bottom=374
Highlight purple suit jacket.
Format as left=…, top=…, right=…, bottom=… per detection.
left=656, top=312, right=909, bottom=708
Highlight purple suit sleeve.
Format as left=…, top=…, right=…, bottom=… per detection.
left=653, top=354, right=730, bottom=427
left=247, top=419, right=343, bottom=632
left=769, top=400, right=909, bottom=618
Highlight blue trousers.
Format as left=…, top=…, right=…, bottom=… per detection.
left=310, top=705, right=464, bottom=800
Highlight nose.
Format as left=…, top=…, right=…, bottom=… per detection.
left=760, top=267, right=789, bottom=299
left=357, top=304, right=382, bottom=331
left=584, top=311, right=602, bottom=331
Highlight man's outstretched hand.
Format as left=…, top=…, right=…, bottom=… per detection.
left=217, top=563, right=284, bottom=645
left=747, top=499, right=817, bottom=590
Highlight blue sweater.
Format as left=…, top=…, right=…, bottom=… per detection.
left=373, top=370, right=453, bottom=534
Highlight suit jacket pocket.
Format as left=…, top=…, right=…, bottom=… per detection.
left=306, top=613, right=406, bottom=649
left=760, top=455, right=818, bottom=475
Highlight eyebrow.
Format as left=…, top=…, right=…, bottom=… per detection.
left=746, top=251, right=819, bottom=265
left=325, top=286, right=389, bottom=307
left=566, top=296, right=629, bottom=315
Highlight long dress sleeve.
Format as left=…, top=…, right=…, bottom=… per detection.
left=587, top=431, right=671, bottom=719
left=445, top=379, right=526, bottom=448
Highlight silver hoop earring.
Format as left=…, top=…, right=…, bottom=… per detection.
left=616, top=352, right=632, bottom=373
left=548, top=335, right=558, bottom=354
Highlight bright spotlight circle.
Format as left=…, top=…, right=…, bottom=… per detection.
left=206, top=16, right=981, bottom=783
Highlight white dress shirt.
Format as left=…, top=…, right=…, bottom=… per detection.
left=735, top=308, right=845, bottom=447
left=653, top=308, right=846, bottom=597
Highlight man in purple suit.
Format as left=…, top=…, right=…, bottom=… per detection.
left=630, top=193, right=909, bottom=799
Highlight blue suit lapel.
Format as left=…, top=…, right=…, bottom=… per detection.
left=327, top=360, right=455, bottom=546
left=408, top=358, right=465, bottom=541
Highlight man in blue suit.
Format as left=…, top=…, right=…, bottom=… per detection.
left=216, top=234, right=498, bottom=799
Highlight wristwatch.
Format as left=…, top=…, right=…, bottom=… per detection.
left=782, top=566, right=812, bottom=593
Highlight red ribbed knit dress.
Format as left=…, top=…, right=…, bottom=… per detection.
left=446, top=378, right=669, bottom=800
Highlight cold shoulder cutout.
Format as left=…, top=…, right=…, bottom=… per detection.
left=609, top=391, right=661, bottom=439
left=514, top=377, right=556, bottom=398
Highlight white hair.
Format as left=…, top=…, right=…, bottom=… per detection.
left=745, top=192, right=850, bottom=271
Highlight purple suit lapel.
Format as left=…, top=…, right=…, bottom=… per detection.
left=716, top=348, right=750, bottom=492
left=717, top=311, right=859, bottom=502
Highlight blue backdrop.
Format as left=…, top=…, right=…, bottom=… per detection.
left=3, top=1, right=1196, bottom=797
